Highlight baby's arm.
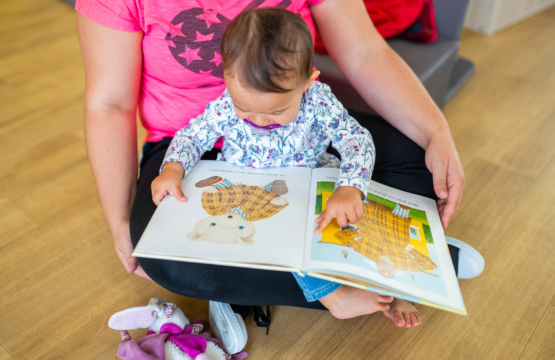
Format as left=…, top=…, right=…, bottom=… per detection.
left=151, top=162, right=187, bottom=206
left=312, top=83, right=375, bottom=232
left=152, top=91, right=234, bottom=205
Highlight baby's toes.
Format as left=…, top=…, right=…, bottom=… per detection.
left=392, top=311, right=406, bottom=327
left=409, top=312, right=418, bottom=327
left=412, top=312, right=423, bottom=327
left=404, top=312, right=413, bottom=328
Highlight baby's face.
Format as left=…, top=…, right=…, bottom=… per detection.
left=225, top=71, right=317, bottom=127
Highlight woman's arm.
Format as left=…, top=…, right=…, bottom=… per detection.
left=76, top=13, right=150, bottom=277
left=311, top=0, right=465, bottom=228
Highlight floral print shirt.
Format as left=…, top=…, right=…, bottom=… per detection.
left=162, top=81, right=375, bottom=195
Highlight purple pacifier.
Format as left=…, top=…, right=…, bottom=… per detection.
left=243, top=119, right=281, bottom=136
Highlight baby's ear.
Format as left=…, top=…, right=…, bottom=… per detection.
left=240, top=236, right=255, bottom=246
left=304, top=70, right=320, bottom=91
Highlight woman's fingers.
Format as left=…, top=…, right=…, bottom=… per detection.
left=116, top=246, right=138, bottom=273
left=437, top=199, right=447, bottom=217
left=134, top=265, right=154, bottom=282
left=430, top=157, right=449, bottom=200
left=440, top=182, right=463, bottom=228
left=113, top=224, right=138, bottom=273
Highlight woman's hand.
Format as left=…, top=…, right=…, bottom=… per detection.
left=425, top=131, right=465, bottom=229
left=315, top=186, right=364, bottom=233
left=113, top=220, right=153, bottom=282
left=151, top=162, right=188, bottom=206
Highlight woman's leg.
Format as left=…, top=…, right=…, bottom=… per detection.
left=129, top=138, right=325, bottom=310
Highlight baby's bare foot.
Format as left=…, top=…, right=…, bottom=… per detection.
left=383, top=298, right=422, bottom=328
left=320, top=285, right=394, bottom=319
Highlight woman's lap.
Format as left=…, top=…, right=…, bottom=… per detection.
left=129, top=111, right=438, bottom=308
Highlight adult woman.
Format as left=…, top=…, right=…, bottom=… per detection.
left=76, top=0, right=482, bottom=351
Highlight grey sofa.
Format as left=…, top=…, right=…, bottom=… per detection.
left=314, top=0, right=475, bottom=113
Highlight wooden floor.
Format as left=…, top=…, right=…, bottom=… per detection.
left=1, top=0, right=555, bottom=358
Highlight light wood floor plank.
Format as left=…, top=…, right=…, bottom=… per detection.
left=475, top=76, right=555, bottom=178
left=444, top=8, right=555, bottom=170
left=0, top=1, right=77, bottom=62
left=0, top=345, right=14, bottom=360
left=519, top=306, right=555, bottom=360
left=0, top=201, right=165, bottom=359
left=0, top=34, right=84, bottom=126
left=396, top=152, right=555, bottom=359
left=0, top=198, right=38, bottom=248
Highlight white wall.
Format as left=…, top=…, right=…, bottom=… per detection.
left=464, top=0, right=555, bottom=35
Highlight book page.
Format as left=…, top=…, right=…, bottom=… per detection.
left=302, top=168, right=465, bottom=314
left=134, top=160, right=311, bottom=271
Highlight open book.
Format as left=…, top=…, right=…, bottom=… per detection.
left=134, top=160, right=466, bottom=315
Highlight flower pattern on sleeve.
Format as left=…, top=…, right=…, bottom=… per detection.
left=162, top=82, right=375, bottom=194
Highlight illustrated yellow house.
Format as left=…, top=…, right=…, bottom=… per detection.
left=319, top=192, right=432, bottom=272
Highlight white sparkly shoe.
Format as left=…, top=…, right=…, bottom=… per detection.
left=209, top=301, right=248, bottom=354
left=446, top=237, right=485, bottom=279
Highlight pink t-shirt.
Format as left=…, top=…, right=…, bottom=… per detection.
left=76, top=0, right=325, bottom=143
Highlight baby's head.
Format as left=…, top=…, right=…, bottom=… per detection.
left=221, top=8, right=319, bottom=127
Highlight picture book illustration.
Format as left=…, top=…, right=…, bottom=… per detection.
left=187, top=175, right=289, bottom=246
left=333, top=200, right=437, bottom=278
left=312, top=181, right=446, bottom=296
left=135, top=163, right=464, bottom=314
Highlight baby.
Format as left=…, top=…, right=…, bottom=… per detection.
left=152, top=8, right=421, bottom=328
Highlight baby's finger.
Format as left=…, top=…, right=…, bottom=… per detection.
left=355, top=203, right=363, bottom=222
left=346, top=208, right=358, bottom=224
left=171, top=185, right=188, bottom=202
left=315, top=212, right=333, bottom=233
left=152, top=188, right=166, bottom=206
left=336, top=212, right=348, bottom=228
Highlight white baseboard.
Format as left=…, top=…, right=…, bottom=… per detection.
left=464, top=0, right=555, bottom=35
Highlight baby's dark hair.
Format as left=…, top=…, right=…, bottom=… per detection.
left=221, top=8, right=314, bottom=93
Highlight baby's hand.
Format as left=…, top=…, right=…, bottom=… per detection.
left=151, top=162, right=188, bottom=206
left=314, top=186, right=363, bottom=233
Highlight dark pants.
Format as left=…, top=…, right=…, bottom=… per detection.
left=130, top=110, right=457, bottom=309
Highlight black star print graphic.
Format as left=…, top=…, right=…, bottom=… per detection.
left=166, top=0, right=292, bottom=80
